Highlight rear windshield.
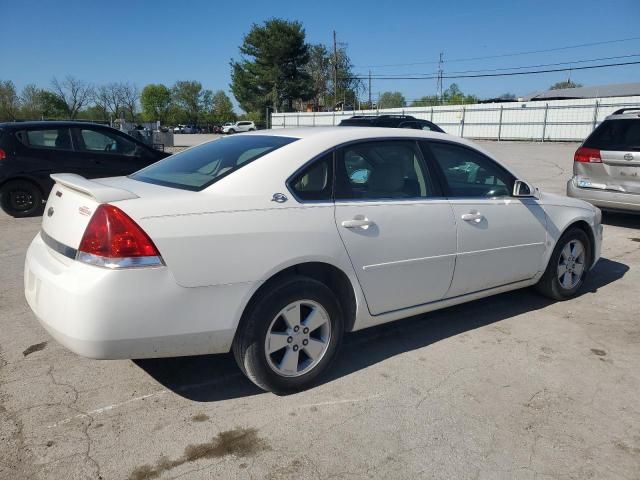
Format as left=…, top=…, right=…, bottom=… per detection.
left=584, top=119, right=640, bottom=151
left=131, top=135, right=298, bottom=191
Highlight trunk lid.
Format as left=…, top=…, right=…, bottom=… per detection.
left=599, top=150, right=640, bottom=194
left=41, top=174, right=139, bottom=249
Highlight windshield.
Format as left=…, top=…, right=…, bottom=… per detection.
left=131, top=135, right=298, bottom=191
left=584, top=119, right=640, bottom=152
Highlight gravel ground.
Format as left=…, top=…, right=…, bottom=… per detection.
left=1, top=140, right=639, bottom=480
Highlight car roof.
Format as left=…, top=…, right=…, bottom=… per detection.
left=0, top=120, right=112, bottom=130
left=604, top=108, right=640, bottom=121
left=243, top=126, right=449, bottom=141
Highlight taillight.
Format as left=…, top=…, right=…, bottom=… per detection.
left=0, top=148, right=6, bottom=160
left=574, top=147, right=602, bottom=163
left=77, top=204, right=163, bottom=268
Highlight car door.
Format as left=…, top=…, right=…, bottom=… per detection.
left=422, top=140, right=547, bottom=297
left=334, top=140, right=457, bottom=315
left=18, top=127, right=109, bottom=185
left=73, top=127, right=153, bottom=177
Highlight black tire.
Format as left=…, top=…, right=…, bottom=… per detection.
left=0, top=180, right=44, bottom=217
left=233, top=276, right=344, bottom=394
left=228, top=129, right=236, bottom=134
left=249, top=128, right=256, bottom=131
left=536, top=227, right=591, bottom=300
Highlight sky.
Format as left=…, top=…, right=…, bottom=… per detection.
left=2, top=0, right=640, bottom=107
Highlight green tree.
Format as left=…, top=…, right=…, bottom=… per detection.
left=411, top=95, right=439, bottom=107
left=307, top=43, right=363, bottom=111
left=231, top=18, right=313, bottom=117
left=499, top=92, right=517, bottom=100
left=140, top=84, right=172, bottom=124
left=378, top=91, right=406, bottom=109
left=172, top=80, right=206, bottom=124
left=20, top=84, right=45, bottom=120
left=550, top=80, right=583, bottom=90
left=38, top=91, right=71, bottom=119
left=442, top=83, right=478, bottom=105
left=0, top=80, right=20, bottom=121
left=209, top=90, right=236, bottom=122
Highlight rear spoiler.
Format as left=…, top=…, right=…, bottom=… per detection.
left=50, top=174, right=139, bottom=203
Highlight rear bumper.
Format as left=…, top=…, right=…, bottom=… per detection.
left=567, top=178, right=640, bottom=213
left=24, top=233, right=253, bottom=359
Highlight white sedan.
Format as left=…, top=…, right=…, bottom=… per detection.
left=24, top=128, right=603, bottom=393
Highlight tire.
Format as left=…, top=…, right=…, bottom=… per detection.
left=0, top=180, right=44, bottom=217
left=228, top=129, right=236, bottom=134
left=536, top=227, right=591, bottom=300
left=233, top=276, right=344, bottom=394
left=249, top=128, right=256, bottom=131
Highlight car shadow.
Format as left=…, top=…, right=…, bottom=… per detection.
left=135, top=257, right=628, bottom=401
left=602, top=211, right=640, bottom=229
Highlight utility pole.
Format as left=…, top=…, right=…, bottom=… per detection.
left=437, top=52, right=444, bottom=105
left=368, top=70, right=372, bottom=108
left=333, top=30, right=338, bottom=109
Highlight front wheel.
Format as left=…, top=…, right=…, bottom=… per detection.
left=536, top=227, right=591, bottom=300
left=233, top=276, right=344, bottom=394
left=228, top=129, right=236, bottom=134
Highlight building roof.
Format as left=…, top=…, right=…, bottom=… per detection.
left=523, top=82, right=640, bottom=101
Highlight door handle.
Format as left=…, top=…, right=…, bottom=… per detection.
left=341, top=218, right=374, bottom=229
left=461, top=211, right=484, bottom=223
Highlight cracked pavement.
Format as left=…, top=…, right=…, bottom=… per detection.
left=1, top=140, right=639, bottom=479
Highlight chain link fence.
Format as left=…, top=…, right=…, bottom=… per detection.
left=270, top=96, right=640, bottom=142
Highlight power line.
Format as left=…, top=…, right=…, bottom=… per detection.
left=340, top=60, right=640, bottom=81
left=354, top=36, right=640, bottom=68
left=353, top=53, right=640, bottom=78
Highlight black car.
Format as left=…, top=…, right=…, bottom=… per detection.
left=339, top=114, right=445, bottom=132
left=0, top=121, right=170, bottom=217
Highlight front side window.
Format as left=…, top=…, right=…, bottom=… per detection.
left=26, top=128, right=73, bottom=150
left=290, top=153, right=333, bottom=201
left=426, top=142, right=514, bottom=198
left=335, top=141, right=433, bottom=200
left=78, top=129, right=136, bottom=155
left=132, top=135, right=297, bottom=191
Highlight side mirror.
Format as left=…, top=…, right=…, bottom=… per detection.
left=513, top=180, right=535, bottom=197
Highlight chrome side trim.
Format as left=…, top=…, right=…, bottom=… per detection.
left=363, top=252, right=456, bottom=271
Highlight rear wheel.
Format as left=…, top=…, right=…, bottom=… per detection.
left=228, top=128, right=236, bottom=134
left=536, top=227, right=591, bottom=300
left=0, top=180, right=44, bottom=217
left=233, top=276, right=344, bottom=394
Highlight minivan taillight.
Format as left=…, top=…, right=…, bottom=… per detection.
left=574, top=147, right=602, bottom=163
left=77, top=204, right=163, bottom=268
left=0, top=148, right=6, bottom=160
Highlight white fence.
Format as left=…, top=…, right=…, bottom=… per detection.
left=270, top=96, right=640, bottom=142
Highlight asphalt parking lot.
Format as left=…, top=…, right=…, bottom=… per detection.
left=1, top=139, right=639, bottom=480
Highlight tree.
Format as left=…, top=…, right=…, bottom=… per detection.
left=51, top=76, right=94, bottom=119
left=94, top=83, right=123, bottom=120
left=306, top=43, right=363, bottom=111
left=120, top=82, right=139, bottom=122
left=20, top=84, right=46, bottom=119
left=172, top=80, right=206, bottom=124
left=550, top=80, right=583, bottom=90
left=442, top=83, right=478, bottom=105
left=231, top=18, right=313, bottom=116
left=140, top=84, right=172, bottom=124
left=38, top=91, right=70, bottom=119
left=0, top=80, right=20, bottom=121
left=378, top=91, right=405, bottom=109
left=499, top=92, right=517, bottom=100
left=210, top=90, right=236, bottom=122
left=411, top=95, right=439, bottom=107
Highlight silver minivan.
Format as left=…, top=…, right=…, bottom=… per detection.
left=567, top=108, right=640, bottom=213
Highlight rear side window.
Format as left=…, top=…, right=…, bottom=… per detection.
left=26, top=128, right=73, bottom=150
left=290, top=152, right=333, bottom=201
left=132, top=135, right=297, bottom=191
left=584, top=119, right=640, bottom=151
left=335, top=141, right=433, bottom=200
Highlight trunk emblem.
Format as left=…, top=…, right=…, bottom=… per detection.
left=624, top=153, right=634, bottom=161
left=47, top=207, right=54, bottom=217
left=271, top=193, right=288, bottom=203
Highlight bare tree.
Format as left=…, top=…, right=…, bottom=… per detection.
left=51, top=76, right=94, bottom=119
left=94, top=82, right=124, bottom=120
left=120, top=83, right=139, bottom=122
